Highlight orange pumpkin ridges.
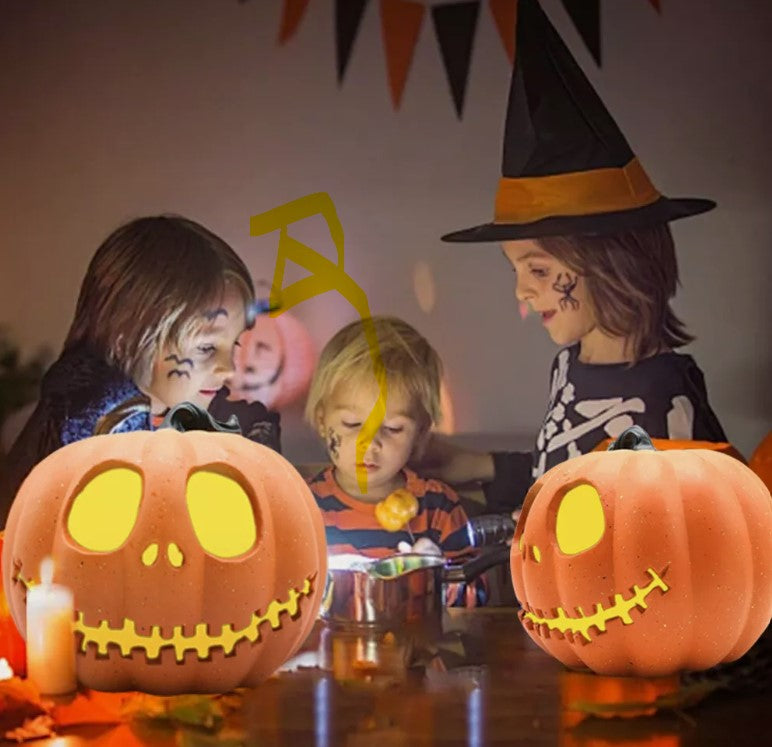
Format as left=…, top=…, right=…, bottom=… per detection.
left=1, top=403, right=328, bottom=694
left=512, top=426, right=772, bottom=677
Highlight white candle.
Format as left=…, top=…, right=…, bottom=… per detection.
left=26, top=557, right=77, bottom=695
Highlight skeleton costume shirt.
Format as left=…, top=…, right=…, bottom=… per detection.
left=483, top=345, right=727, bottom=512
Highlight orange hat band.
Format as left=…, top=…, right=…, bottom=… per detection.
left=494, top=157, right=661, bottom=225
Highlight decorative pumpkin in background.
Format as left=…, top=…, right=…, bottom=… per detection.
left=1, top=404, right=327, bottom=695
left=593, top=436, right=747, bottom=463
left=511, top=426, right=772, bottom=677
left=749, top=430, right=772, bottom=493
left=227, top=310, right=316, bottom=412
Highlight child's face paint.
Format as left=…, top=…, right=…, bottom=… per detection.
left=316, top=378, right=422, bottom=501
left=502, top=240, right=595, bottom=347
left=148, top=285, right=247, bottom=415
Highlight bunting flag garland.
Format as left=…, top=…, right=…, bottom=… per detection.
left=276, top=0, right=664, bottom=116
left=560, top=0, right=601, bottom=65
left=277, top=0, right=310, bottom=44
left=380, top=1, right=426, bottom=109
left=432, top=2, right=480, bottom=119
left=336, top=0, right=370, bottom=83
left=489, top=0, right=517, bottom=64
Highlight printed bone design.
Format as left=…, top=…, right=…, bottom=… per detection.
left=547, top=397, right=646, bottom=453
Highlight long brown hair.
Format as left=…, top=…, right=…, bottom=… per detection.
left=539, top=223, right=693, bottom=363
left=65, top=215, right=254, bottom=386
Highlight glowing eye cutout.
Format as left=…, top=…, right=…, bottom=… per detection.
left=186, top=470, right=256, bottom=558
left=556, top=484, right=605, bottom=555
left=68, top=467, right=142, bottom=552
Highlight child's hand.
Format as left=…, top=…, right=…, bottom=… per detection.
left=397, top=538, right=442, bottom=557
left=208, top=388, right=281, bottom=451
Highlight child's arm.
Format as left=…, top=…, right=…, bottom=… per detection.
left=413, top=435, right=532, bottom=513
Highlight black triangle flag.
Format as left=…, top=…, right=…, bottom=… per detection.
left=560, top=0, right=601, bottom=66
left=336, top=0, right=370, bottom=84
left=431, top=2, right=480, bottom=119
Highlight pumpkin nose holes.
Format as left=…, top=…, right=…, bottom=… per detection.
left=556, top=484, right=605, bottom=555
left=532, top=545, right=542, bottom=563
left=141, top=543, right=159, bottom=566
left=186, top=470, right=257, bottom=558
left=167, top=543, right=184, bottom=568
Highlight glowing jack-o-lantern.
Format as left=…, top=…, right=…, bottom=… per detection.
left=1, top=405, right=327, bottom=694
left=511, top=426, right=772, bottom=677
left=228, top=311, right=316, bottom=411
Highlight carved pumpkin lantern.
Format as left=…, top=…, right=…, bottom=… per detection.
left=511, top=426, right=772, bottom=677
left=1, top=405, right=327, bottom=694
left=228, top=310, right=316, bottom=412
left=749, top=431, right=772, bottom=493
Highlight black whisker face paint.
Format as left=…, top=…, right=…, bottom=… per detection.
left=327, top=427, right=342, bottom=461
left=553, top=272, right=580, bottom=311
left=164, top=354, right=193, bottom=367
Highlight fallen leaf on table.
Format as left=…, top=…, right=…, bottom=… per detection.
left=0, top=677, right=47, bottom=736
left=49, top=689, right=126, bottom=727
left=124, top=693, right=225, bottom=732
left=3, top=714, right=55, bottom=743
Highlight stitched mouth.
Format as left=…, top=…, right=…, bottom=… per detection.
left=519, top=567, right=669, bottom=643
left=73, top=573, right=316, bottom=662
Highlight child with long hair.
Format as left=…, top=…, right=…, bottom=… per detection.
left=421, top=0, right=726, bottom=511
left=0, top=215, right=279, bottom=526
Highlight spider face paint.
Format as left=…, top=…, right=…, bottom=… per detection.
left=552, top=272, right=580, bottom=312
left=502, top=240, right=596, bottom=347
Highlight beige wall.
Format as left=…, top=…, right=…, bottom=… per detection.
left=1, top=0, right=770, bottom=461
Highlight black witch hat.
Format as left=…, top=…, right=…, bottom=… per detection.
left=442, top=0, right=715, bottom=243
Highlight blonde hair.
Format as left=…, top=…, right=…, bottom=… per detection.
left=538, top=223, right=693, bottom=363
left=65, top=215, right=255, bottom=387
left=305, top=316, right=443, bottom=428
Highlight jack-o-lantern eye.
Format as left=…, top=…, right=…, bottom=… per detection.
left=556, top=484, right=605, bottom=555
left=68, top=467, right=142, bottom=552
left=186, top=470, right=257, bottom=558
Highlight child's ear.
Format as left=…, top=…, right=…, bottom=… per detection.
left=314, top=405, right=326, bottom=439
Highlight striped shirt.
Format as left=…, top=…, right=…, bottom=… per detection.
left=308, top=466, right=488, bottom=607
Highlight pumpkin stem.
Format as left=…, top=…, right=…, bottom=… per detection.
left=607, top=426, right=656, bottom=452
left=159, top=402, right=241, bottom=435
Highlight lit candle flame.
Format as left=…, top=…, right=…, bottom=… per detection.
left=40, top=557, right=54, bottom=587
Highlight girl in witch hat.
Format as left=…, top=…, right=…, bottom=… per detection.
left=419, top=0, right=727, bottom=512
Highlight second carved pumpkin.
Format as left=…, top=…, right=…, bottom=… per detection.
left=511, top=426, right=772, bottom=677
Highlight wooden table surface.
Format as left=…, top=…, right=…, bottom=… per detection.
left=2, top=609, right=767, bottom=746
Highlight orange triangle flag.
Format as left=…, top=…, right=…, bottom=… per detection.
left=380, top=0, right=426, bottom=109
left=279, top=0, right=311, bottom=45
left=489, top=0, right=517, bottom=64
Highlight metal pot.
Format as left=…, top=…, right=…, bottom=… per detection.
left=320, top=544, right=511, bottom=628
